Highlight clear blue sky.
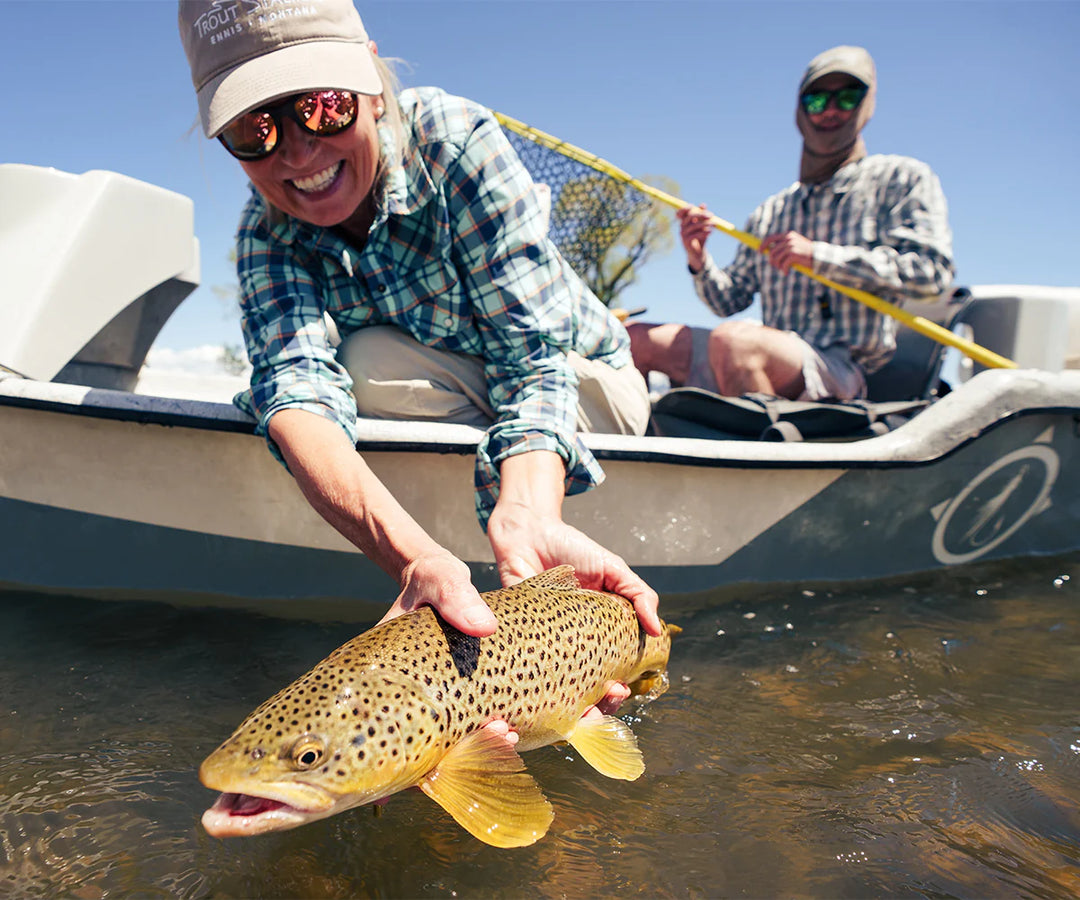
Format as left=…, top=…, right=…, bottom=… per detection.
left=2, top=1, right=1077, bottom=352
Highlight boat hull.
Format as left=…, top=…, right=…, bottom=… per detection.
left=2, top=369, right=1078, bottom=619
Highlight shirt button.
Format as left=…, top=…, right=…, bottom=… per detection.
left=375, top=283, right=386, bottom=292
left=443, top=316, right=453, bottom=326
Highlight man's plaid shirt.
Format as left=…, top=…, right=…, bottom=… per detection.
left=694, top=154, right=955, bottom=374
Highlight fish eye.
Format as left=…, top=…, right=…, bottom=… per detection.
left=290, top=736, right=325, bottom=769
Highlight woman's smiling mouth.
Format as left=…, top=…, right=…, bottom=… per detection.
left=290, top=161, right=344, bottom=194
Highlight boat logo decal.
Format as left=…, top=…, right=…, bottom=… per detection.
left=930, top=427, right=1058, bottom=565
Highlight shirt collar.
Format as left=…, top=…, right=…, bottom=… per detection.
left=827, top=157, right=865, bottom=193
left=795, top=158, right=865, bottom=199
left=379, top=118, right=436, bottom=222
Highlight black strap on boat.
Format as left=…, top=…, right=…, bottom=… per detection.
left=650, top=388, right=928, bottom=442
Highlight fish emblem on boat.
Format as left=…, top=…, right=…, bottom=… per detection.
left=931, top=426, right=1060, bottom=565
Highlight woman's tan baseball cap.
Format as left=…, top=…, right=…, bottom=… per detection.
left=178, top=0, right=382, bottom=138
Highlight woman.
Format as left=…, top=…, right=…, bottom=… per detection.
left=177, top=0, right=659, bottom=650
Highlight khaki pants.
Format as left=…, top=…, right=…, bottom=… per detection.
left=338, top=325, right=650, bottom=435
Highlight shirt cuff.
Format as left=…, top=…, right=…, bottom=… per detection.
left=472, top=424, right=604, bottom=531
left=810, top=240, right=848, bottom=277
left=234, top=389, right=358, bottom=470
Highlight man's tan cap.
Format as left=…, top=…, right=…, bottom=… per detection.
left=799, top=45, right=876, bottom=93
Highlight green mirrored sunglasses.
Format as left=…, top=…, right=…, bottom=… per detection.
left=799, top=86, right=868, bottom=116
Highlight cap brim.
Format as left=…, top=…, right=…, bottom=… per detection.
left=800, top=63, right=871, bottom=93
left=199, top=40, right=382, bottom=138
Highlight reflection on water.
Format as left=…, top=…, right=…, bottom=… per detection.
left=2, top=554, right=1079, bottom=898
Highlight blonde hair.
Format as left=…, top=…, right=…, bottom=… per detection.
left=372, top=53, right=406, bottom=172
left=261, top=53, right=406, bottom=231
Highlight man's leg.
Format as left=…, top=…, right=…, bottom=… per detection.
left=628, top=320, right=804, bottom=398
left=707, top=320, right=806, bottom=399
left=625, top=322, right=693, bottom=385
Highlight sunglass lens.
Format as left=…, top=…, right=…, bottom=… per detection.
left=220, top=111, right=278, bottom=159
left=801, top=92, right=828, bottom=115
left=295, top=90, right=358, bottom=135
left=836, top=88, right=866, bottom=111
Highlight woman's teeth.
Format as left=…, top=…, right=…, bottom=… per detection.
left=291, top=162, right=343, bottom=193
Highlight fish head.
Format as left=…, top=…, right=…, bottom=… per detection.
left=199, top=669, right=440, bottom=837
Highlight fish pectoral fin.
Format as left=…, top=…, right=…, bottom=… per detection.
left=567, top=713, right=645, bottom=781
left=627, top=670, right=668, bottom=697
left=419, top=727, right=554, bottom=849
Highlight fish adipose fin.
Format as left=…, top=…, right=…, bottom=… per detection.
left=419, top=727, right=554, bottom=849
left=567, top=713, right=645, bottom=781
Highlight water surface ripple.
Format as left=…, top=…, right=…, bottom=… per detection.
left=2, top=554, right=1078, bottom=898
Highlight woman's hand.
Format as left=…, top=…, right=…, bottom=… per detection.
left=488, top=449, right=661, bottom=719
left=268, top=410, right=499, bottom=638
left=488, top=450, right=661, bottom=636
left=488, top=502, right=662, bottom=637
left=378, top=551, right=498, bottom=637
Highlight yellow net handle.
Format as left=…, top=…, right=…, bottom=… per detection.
left=494, top=110, right=1016, bottom=370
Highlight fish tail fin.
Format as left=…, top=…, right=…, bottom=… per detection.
left=567, top=713, right=645, bottom=781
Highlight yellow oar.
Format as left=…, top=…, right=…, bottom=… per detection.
left=495, top=110, right=1017, bottom=370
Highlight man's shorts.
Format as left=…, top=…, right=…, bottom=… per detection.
left=686, top=324, right=867, bottom=402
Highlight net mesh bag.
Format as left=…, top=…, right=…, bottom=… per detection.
left=502, top=128, right=656, bottom=299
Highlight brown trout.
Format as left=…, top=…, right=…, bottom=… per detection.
left=199, top=566, right=674, bottom=848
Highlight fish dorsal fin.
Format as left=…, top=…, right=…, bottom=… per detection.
left=526, top=565, right=580, bottom=590
left=566, top=712, right=645, bottom=781
left=419, top=727, right=553, bottom=848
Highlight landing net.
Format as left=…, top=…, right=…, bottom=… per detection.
left=501, top=125, right=660, bottom=302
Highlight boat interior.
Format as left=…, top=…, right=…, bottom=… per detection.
left=1, top=163, right=1077, bottom=445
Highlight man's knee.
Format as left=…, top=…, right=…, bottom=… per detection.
left=708, top=320, right=763, bottom=356
left=625, top=321, right=656, bottom=374
left=708, top=323, right=805, bottom=398
left=708, top=322, right=768, bottom=377
left=626, top=321, right=691, bottom=382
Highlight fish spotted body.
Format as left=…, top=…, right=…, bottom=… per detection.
left=199, top=566, right=673, bottom=847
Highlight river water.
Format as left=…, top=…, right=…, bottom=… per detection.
left=2, top=553, right=1078, bottom=898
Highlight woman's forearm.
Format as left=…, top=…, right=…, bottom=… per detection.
left=267, top=408, right=448, bottom=582
left=493, top=449, right=565, bottom=520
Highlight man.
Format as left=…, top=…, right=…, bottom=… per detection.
left=628, top=45, right=955, bottom=401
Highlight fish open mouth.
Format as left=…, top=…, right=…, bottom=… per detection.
left=217, top=792, right=288, bottom=817
left=202, top=791, right=313, bottom=837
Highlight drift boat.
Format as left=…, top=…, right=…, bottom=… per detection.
left=2, top=165, right=1078, bottom=619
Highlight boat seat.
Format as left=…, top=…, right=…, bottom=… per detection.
left=864, top=287, right=974, bottom=401
left=0, top=164, right=200, bottom=390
